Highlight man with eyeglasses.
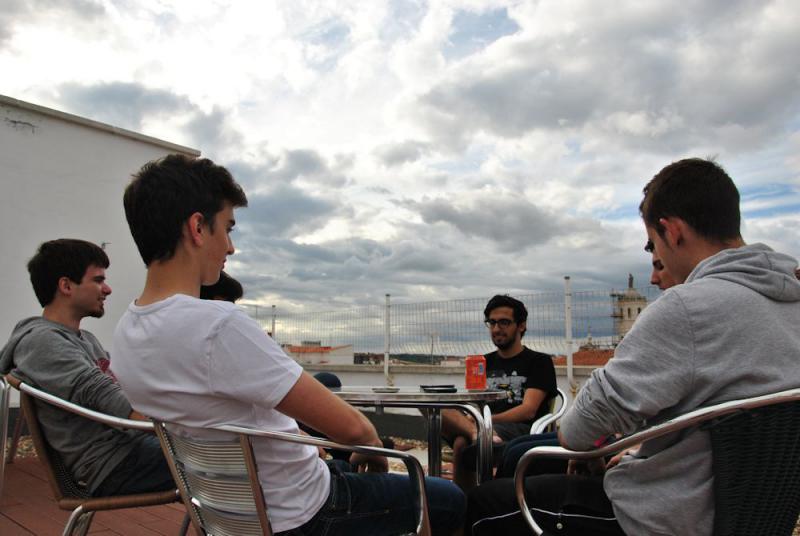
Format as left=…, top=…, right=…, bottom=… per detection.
left=442, top=294, right=557, bottom=489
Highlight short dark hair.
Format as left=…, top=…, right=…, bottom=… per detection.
left=200, top=271, right=244, bottom=302
left=27, top=239, right=109, bottom=307
left=639, top=158, right=741, bottom=242
left=484, top=294, right=528, bottom=336
left=124, top=154, right=248, bottom=266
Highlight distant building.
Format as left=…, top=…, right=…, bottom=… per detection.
left=283, top=341, right=354, bottom=365
left=611, top=273, right=648, bottom=342
left=552, top=347, right=615, bottom=367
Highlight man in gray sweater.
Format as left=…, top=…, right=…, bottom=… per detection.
left=466, top=158, right=800, bottom=535
left=0, top=239, right=174, bottom=496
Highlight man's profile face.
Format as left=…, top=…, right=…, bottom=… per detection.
left=71, top=264, right=112, bottom=318
left=645, top=224, right=686, bottom=285
left=486, top=306, right=524, bottom=351
left=650, top=252, right=677, bottom=290
left=202, top=202, right=236, bottom=286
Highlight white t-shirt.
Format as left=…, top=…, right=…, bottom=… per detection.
left=111, top=294, right=329, bottom=532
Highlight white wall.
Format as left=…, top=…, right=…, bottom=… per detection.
left=0, top=96, right=199, bottom=349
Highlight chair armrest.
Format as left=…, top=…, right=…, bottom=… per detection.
left=530, top=387, right=568, bottom=435
left=514, top=387, right=800, bottom=535
left=8, top=376, right=153, bottom=432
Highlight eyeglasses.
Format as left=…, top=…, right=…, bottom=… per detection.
left=644, top=239, right=654, bottom=253
left=485, top=319, right=514, bottom=328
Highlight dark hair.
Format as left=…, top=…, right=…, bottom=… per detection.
left=27, top=239, right=109, bottom=307
left=124, top=154, right=248, bottom=266
left=484, top=294, right=528, bottom=336
left=199, top=271, right=244, bottom=302
left=639, top=158, right=741, bottom=242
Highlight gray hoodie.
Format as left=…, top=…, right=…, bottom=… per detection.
left=560, top=243, right=800, bottom=535
left=0, top=317, right=148, bottom=492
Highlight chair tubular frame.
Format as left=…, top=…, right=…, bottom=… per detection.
left=5, top=376, right=184, bottom=536
left=155, top=420, right=433, bottom=536
left=0, top=376, right=10, bottom=499
left=514, top=387, right=800, bottom=535
left=530, top=387, right=568, bottom=435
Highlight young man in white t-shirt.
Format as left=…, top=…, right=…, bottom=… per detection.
left=111, top=154, right=465, bottom=535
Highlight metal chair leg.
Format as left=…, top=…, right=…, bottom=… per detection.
left=74, top=511, right=95, bottom=536
left=6, top=407, right=25, bottom=463
left=179, top=512, right=191, bottom=535
left=62, top=506, right=88, bottom=536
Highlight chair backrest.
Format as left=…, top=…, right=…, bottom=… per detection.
left=154, top=423, right=272, bottom=536
left=515, top=388, right=800, bottom=536
left=706, top=400, right=800, bottom=536
left=155, top=421, right=432, bottom=536
left=7, top=375, right=91, bottom=501
left=530, top=387, right=568, bottom=435
left=5, top=375, right=157, bottom=503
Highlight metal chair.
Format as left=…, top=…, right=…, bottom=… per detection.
left=6, top=375, right=185, bottom=536
left=154, top=420, right=432, bottom=536
left=514, top=388, right=800, bottom=535
left=0, top=375, right=9, bottom=499
left=529, top=387, right=568, bottom=435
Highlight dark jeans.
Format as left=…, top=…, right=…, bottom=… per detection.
left=460, top=430, right=563, bottom=476
left=467, top=474, right=625, bottom=536
left=92, top=434, right=175, bottom=496
left=278, top=460, right=465, bottom=536
left=494, top=431, right=566, bottom=478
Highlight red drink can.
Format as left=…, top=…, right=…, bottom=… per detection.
left=465, top=354, right=487, bottom=390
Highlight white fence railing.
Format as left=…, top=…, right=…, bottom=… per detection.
left=241, top=284, right=661, bottom=359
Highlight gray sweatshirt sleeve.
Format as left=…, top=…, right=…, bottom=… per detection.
left=13, top=329, right=133, bottom=418
left=560, top=291, right=696, bottom=449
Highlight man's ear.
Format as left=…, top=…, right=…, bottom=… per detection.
left=186, top=212, right=206, bottom=246
left=658, top=217, right=684, bottom=248
left=57, top=276, right=73, bottom=296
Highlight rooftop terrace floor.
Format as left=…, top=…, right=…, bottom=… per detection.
left=1, top=457, right=188, bottom=535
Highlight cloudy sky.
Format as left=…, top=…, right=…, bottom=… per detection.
left=2, top=0, right=799, bottom=311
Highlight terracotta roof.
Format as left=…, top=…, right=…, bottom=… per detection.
left=285, top=344, right=351, bottom=353
left=552, top=348, right=615, bottom=367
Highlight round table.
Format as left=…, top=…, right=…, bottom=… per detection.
left=334, top=386, right=508, bottom=482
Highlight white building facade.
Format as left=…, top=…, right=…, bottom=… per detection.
left=0, top=95, right=199, bottom=348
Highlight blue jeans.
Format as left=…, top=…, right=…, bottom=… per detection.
left=278, top=461, right=465, bottom=536
left=92, top=434, right=175, bottom=496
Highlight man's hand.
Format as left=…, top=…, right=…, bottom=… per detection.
left=605, top=445, right=640, bottom=469
left=349, top=452, right=389, bottom=473
left=567, top=457, right=606, bottom=476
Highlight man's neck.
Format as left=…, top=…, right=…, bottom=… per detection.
left=679, top=236, right=746, bottom=282
left=137, top=260, right=203, bottom=306
left=497, top=342, right=524, bottom=359
left=42, top=306, right=81, bottom=332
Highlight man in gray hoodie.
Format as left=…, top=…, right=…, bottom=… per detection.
left=466, top=158, right=800, bottom=535
left=0, top=239, right=174, bottom=496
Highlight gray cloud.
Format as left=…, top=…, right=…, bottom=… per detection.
left=1, top=0, right=106, bottom=46
left=407, top=195, right=564, bottom=248
left=57, top=81, right=195, bottom=131
left=414, top=0, right=800, bottom=154
left=237, top=184, right=341, bottom=239
left=374, top=140, right=432, bottom=166
left=184, top=107, right=244, bottom=154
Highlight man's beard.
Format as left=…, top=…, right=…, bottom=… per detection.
left=493, top=336, right=514, bottom=351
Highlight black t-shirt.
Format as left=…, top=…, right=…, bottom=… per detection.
left=485, top=346, right=557, bottom=425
